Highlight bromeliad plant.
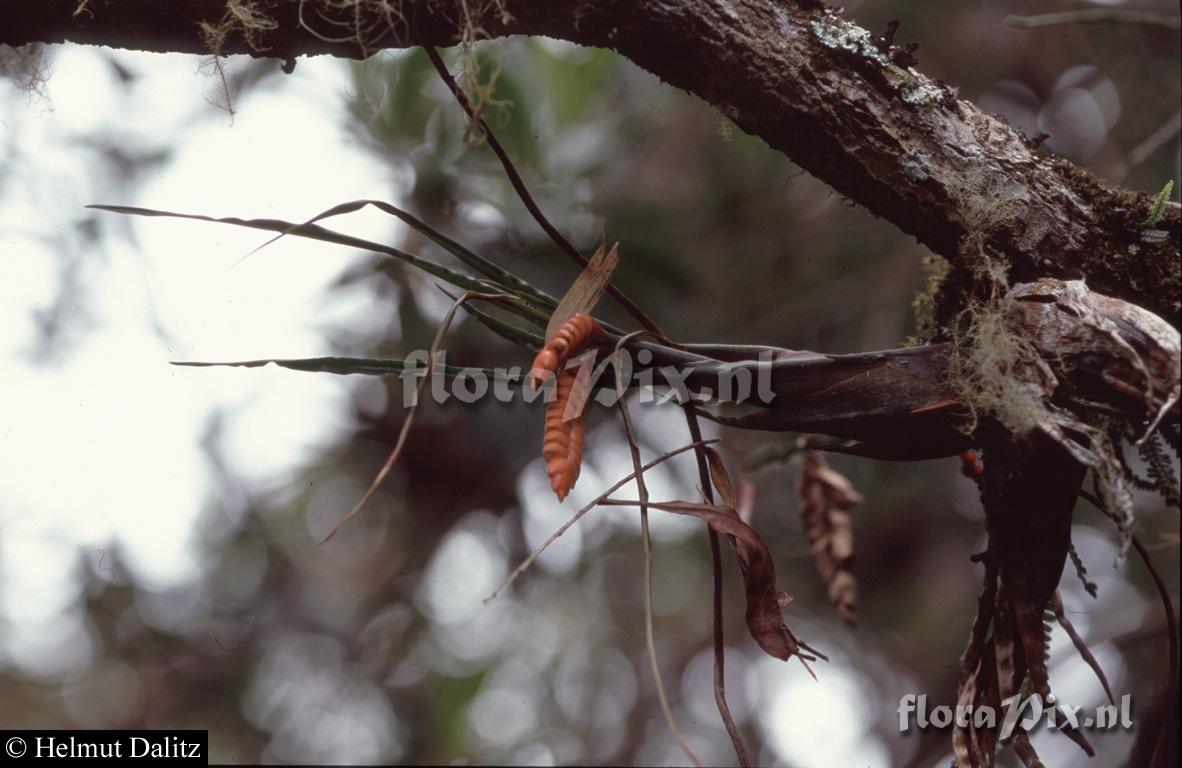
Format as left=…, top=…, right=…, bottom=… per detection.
left=92, top=46, right=1180, bottom=768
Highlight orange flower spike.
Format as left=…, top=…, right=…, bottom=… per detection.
left=529, top=313, right=605, bottom=389
left=543, top=369, right=587, bottom=501
left=567, top=415, right=586, bottom=486
left=960, top=449, right=984, bottom=478
left=547, top=429, right=583, bottom=500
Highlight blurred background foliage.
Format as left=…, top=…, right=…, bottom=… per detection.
left=0, top=0, right=1179, bottom=766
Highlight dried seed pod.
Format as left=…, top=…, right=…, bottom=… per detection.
left=796, top=451, right=863, bottom=626
left=543, top=369, right=587, bottom=501
left=529, top=313, right=604, bottom=389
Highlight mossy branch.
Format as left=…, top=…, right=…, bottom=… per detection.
left=3, top=0, right=1178, bottom=325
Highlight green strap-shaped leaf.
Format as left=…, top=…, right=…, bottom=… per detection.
left=88, top=204, right=490, bottom=294
left=273, top=199, right=562, bottom=310
left=172, top=356, right=517, bottom=382
left=437, top=285, right=546, bottom=349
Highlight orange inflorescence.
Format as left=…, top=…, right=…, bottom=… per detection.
left=960, top=449, right=984, bottom=478
left=543, top=369, right=586, bottom=501
left=529, top=313, right=604, bottom=390
left=533, top=314, right=604, bottom=501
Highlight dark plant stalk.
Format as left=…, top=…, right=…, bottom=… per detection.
left=424, top=45, right=664, bottom=336
left=683, top=404, right=752, bottom=768
left=1130, top=532, right=1178, bottom=768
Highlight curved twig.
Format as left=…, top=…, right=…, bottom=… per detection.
left=318, top=290, right=510, bottom=544
left=424, top=45, right=664, bottom=336
left=612, top=331, right=703, bottom=768
left=484, top=438, right=720, bottom=603
left=1079, top=489, right=1178, bottom=767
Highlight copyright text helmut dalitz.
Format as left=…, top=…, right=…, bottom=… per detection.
left=34, top=734, right=203, bottom=759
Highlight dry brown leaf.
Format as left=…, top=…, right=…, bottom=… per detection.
left=704, top=446, right=737, bottom=509
left=796, top=451, right=862, bottom=626
left=627, top=499, right=819, bottom=666
left=545, top=240, right=619, bottom=341
left=701, top=449, right=821, bottom=664
left=976, top=436, right=1096, bottom=761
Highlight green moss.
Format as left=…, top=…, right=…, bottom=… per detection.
left=1050, top=155, right=1180, bottom=326
left=904, top=254, right=949, bottom=346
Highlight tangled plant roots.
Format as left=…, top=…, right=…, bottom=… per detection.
left=197, top=1, right=510, bottom=117
left=201, top=0, right=278, bottom=52
left=197, top=0, right=280, bottom=113
left=940, top=170, right=1050, bottom=435
left=295, top=0, right=511, bottom=127
left=0, top=43, right=50, bottom=98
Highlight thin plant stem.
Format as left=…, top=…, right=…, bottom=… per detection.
left=1079, top=488, right=1178, bottom=767
left=613, top=331, right=702, bottom=768
left=484, top=438, right=720, bottom=603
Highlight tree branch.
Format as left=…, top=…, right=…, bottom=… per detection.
left=1007, top=8, right=1181, bottom=31
left=3, top=0, right=1178, bottom=322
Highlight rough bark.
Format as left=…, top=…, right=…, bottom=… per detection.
left=3, top=0, right=1179, bottom=326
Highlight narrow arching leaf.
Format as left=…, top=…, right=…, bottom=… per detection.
left=87, top=204, right=489, bottom=294
left=436, top=285, right=548, bottom=351
left=172, top=356, right=515, bottom=382
left=486, top=439, right=721, bottom=603
left=241, top=198, right=561, bottom=309
left=319, top=290, right=511, bottom=544
left=458, top=299, right=546, bottom=349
